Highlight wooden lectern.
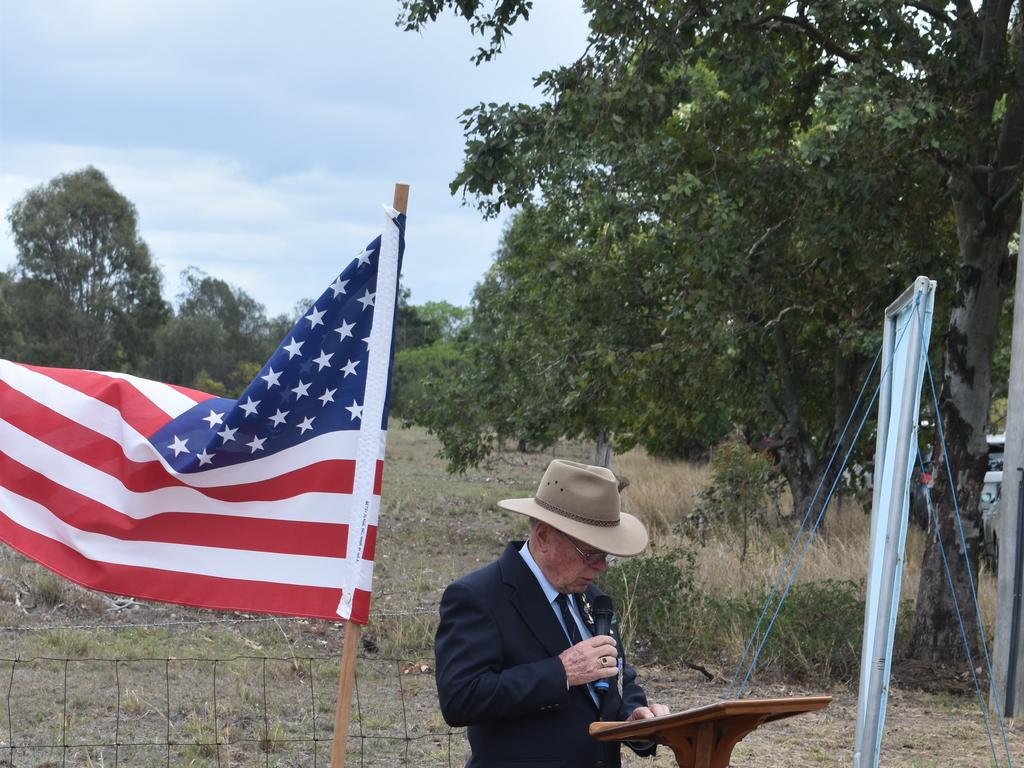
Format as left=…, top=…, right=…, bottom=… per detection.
left=589, top=696, right=831, bottom=768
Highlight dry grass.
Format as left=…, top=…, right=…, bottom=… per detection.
left=612, top=443, right=998, bottom=641
left=0, top=426, right=1012, bottom=766
left=616, top=450, right=711, bottom=535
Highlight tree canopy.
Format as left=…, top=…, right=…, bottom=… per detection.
left=5, top=167, right=169, bottom=370
left=399, top=0, right=1022, bottom=660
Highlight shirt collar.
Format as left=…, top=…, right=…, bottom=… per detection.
left=519, top=539, right=561, bottom=605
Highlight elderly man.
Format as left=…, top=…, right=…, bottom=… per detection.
left=435, top=459, right=670, bottom=768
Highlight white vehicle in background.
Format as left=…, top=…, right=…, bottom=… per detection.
left=981, top=433, right=1005, bottom=559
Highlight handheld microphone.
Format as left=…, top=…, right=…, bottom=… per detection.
left=592, top=595, right=615, bottom=694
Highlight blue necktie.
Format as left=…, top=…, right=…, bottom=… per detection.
left=555, top=593, right=583, bottom=645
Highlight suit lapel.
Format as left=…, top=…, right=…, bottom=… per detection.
left=498, top=544, right=604, bottom=715
left=499, top=543, right=572, bottom=659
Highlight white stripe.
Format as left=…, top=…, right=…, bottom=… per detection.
left=0, top=418, right=356, bottom=523
left=0, top=485, right=376, bottom=591
left=2, top=359, right=159, bottom=463
left=2, top=360, right=386, bottom=487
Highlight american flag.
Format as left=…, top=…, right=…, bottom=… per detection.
left=0, top=207, right=405, bottom=623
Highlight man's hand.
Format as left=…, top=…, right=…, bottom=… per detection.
left=558, top=635, right=619, bottom=687
left=627, top=703, right=671, bottom=720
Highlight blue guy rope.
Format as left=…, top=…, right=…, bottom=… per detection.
left=735, top=370, right=884, bottom=698
left=725, top=342, right=883, bottom=696
left=921, top=354, right=1013, bottom=767
left=730, top=299, right=921, bottom=698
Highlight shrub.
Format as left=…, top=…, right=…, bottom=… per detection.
left=599, top=547, right=701, bottom=664
left=33, top=569, right=66, bottom=608
left=693, top=433, right=780, bottom=559
left=714, top=579, right=867, bottom=684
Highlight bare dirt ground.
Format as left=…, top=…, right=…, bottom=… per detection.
left=627, top=668, right=1021, bottom=767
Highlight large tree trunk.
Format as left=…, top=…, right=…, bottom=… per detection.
left=771, top=326, right=865, bottom=530
left=909, top=207, right=1015, bottom=662
left=910, top=0, right=1023, bottom=658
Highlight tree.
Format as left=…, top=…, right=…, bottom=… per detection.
left=147, top=268, right=280, bottom=393
left=6, top=167, right=169, bottom=370
left=399, top=1, right=1022, bottom=660
left=0, top=271, right=24, bottom=360
left=390, top=293, right=472, bottom=422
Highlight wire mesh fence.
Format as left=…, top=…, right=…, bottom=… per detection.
left=0, top=612, right=466, bottom=767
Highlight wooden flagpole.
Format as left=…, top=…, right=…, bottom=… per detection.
left=330, top=183, right=409, bottom=768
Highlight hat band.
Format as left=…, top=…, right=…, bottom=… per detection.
left=534, top=497, right=619, bottom=528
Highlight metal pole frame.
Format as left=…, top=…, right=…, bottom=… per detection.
left=854, top=276, right=937, bottom=768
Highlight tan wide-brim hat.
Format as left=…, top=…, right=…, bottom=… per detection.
left=498, top=459, right=649, bottom=557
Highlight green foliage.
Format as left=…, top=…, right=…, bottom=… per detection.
left=695, top=434, right=780, bottom=558
left=391, top=341, right=465, bottom=421
left=395, top=0, right=983, bottom=499
left=33, top=570, right=68, bottom=609
left=989, top=290, right=1014, bottom=431
left=601, top=548, right=901, bottom=684
left=146, top=268, right=280, bottom=392
left=395, top=288, right=469, bottom=350
left=712, top=579, right=867, bottom=683
left=0, top=271, right=24, bottom=358
left=599, top=548, right=701, bottom=664
left=5, top=166, right=169, bottom=370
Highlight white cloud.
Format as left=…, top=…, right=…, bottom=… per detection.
left=0, top=2, right=591, bottom=319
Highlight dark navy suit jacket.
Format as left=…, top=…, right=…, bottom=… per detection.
left=435, top=542, right=655, bottom=768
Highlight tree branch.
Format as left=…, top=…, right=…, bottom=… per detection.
left=764, top=304, right=808, bottom=330
left=748, top=13, right=862, bottom=63
left=952, top=0, right=976, bottom=22
left=991, top=169, right=1022, bottom=217
left=903, top=1, right=954, bottom=27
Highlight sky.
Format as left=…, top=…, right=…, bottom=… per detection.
left=0, top=2, right=590, bottom=317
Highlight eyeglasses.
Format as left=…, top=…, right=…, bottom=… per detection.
left=559, top=530, right=614, bottom=566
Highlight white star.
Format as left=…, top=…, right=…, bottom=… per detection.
left=357, top=290, right=376, bottom=311
left=202, top=410, right=224, bottom=428
left=334, top=319, right=355, bottom=340
left=345, top=399, right=363, bottom=421
left=168, top=436, right=189, bottom=457
left=354, top=247, right=373, bottom=267
left=218, top=425, right=238, bottom=443
left=261, top=367, right=282, bottom=388
left=362, top=335, right=372, bottom=349
left=239, top=397, right=261, bottom=417
left=197, top=449, right=214, bottom=466
left=329, top=277, right=349, bottom=297
left=305, top=306, right=326, bottom=328
left=291, top=380, right=311, bottom=399
left=283, top=337, right=304, bottom=359
left=269, top=409, right=289, bottom=427
left=247, top=435, right=267, bottom=453
left=297, top=416, right=316, bottom=434
left=313, top=350, right=334, bottom=371
left=340, top=359, right=360, bottom=378
left=318, top=387, right=337, bottom=406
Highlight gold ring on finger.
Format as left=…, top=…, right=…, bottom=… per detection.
left=600, top=656, right=609, bottom=666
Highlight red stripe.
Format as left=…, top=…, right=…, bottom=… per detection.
left=1, top=379, right=365, bottom=500
left=1, top=451, right=350, bottom=557
left=17, top=363, right=212, bottom=435
left=2, top=379, right=385, bottom=500
left=0, top=509, right=371, bottom=622
left=362, top=524, right=378, bottom=561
